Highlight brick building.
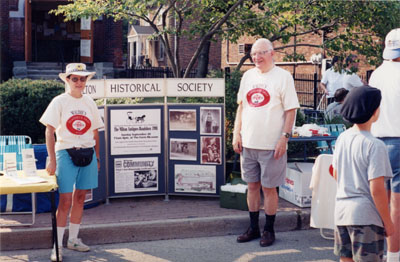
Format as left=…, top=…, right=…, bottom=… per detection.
left=1, top=0, right=123, bottom=81
left=127, top=18, right=221, bottom=71
left=222, top=34, right=373, bottom=77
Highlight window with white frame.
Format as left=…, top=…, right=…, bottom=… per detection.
left=238, top=43, right=252, bottom=54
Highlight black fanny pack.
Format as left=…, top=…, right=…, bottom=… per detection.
left=66, top=147, right=94, bottom=167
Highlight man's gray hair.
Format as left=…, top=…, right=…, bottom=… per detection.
left=252, top=38, right=274, bottom=51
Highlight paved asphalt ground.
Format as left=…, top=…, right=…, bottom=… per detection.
left=0, top=229, right=337, bottom=262
left=0, top=195, right=311, bottom=252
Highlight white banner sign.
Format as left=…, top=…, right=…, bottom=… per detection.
left=106, top=79, right=165, bottom=98
left=166, top=78, right=225, bottom=97
left=83, top=79, right=105, bottom=99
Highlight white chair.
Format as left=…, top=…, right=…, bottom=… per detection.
left=309, top=154, right=336, bottom=240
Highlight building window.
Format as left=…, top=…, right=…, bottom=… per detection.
left=157, top=40, right=165, bottom=61
left=238, top=44, right=252, bottom=54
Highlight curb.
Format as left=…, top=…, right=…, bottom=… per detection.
left=0, top=209, right=310, bottom=251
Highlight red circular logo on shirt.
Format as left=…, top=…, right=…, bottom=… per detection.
left=329, top=164, right=334, bottom=177
left=66, top=115, right=91, bottom=135
left=246, top=88, right=270, bottom=107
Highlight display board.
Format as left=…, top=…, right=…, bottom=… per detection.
left=84, top=106, right=107, bottom=206
left=167, top=104, right=225, bottom=196
left=106, top=105, right=166, bottom=197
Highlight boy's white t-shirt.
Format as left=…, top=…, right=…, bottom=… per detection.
left=237, top=66, right=299, bottom=150
left=40, top=93, right=104, bottom=152
left=332, top=128, right=393, bottom=227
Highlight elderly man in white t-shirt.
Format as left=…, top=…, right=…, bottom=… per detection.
left=232, top=38, right=299, bottom=247
left=370, top=28, right=400, bottom=262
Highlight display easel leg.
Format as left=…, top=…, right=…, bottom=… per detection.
left=164, top=194, right=169, bottom=202
left=50, top=191, right=59, bottom=262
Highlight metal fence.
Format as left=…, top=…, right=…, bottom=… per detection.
left=294, top=73, right=325, bottom=110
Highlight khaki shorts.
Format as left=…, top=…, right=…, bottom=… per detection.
left=334, top=225, right=385, bottom=262
left=240, top=147, right=287, bottom=188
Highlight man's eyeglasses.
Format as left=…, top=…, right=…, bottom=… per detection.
left=250, top=50, right=271, bottom=57
left=69, top=76, right=87, bottom=83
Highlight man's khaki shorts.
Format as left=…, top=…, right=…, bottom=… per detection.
left=240, top=147, right=287, bottom=188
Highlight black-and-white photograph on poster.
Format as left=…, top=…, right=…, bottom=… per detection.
left=170, top=138, right=197, bottom=161
left=114, top=157, right=158, bottom=193
left=110, top=109, right=161, bottom=155
left=169, top=109, right=196, bottom=131
left=200, top=107, right=221, bottom=135
left=175, top=165, right=216, bottom=193
left=201, top=136, right=222, bottom=165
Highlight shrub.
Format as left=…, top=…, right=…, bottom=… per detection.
left=0, top=78, right=64, bottom=143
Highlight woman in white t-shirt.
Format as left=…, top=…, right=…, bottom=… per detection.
left=40, top=63, right=104, bottom=261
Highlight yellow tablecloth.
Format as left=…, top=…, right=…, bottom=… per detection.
left=0, top=170, right=58, bottom=195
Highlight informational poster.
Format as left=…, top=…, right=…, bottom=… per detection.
left=110, top=109, right=161, bottom=155
left=174, top=165, right=216, bottom=194
left=81, top=17, right=91, bottom=30
left=22, top=148, right=37, bottom=176
left=80, top=39, right=91, bottom=57
left=3, top=152, right=18, bottom=177
left=114, top=157, right=158, bottom=193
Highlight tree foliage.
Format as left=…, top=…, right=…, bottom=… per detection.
left=51, top=0, right=400, bottom=77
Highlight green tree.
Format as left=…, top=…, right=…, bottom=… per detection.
left=51, top=0, right=247, bottom=78
left=227, top=0, right=400, bottom=70
left=52, top=0, right=400, bottom=77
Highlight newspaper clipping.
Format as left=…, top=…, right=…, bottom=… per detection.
left=114, top=157, right=158, bottom=193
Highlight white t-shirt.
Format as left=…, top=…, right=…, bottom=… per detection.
left=333, top=128, right=392, bottom=227
left=370, top=60, right=400, bottom=137
left=40, top=93, right=104, bottom=152
left=342, top=73, right=364, bottom=91
left=321, top=68, right=344, bottom=98
left=237, top=66, right=299, bottom=150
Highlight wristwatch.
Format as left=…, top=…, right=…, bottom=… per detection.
left=282, top=132, right=291, bottom=138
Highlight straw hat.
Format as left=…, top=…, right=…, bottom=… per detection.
left=59, top=63, right=96, bottom=83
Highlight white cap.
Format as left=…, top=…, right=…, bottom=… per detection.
left=383, top=28, right=400, bottom=60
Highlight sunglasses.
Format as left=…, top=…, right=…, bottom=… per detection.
left=69, top=76, right=87, bottom=83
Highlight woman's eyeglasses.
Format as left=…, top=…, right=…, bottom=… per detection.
left=69, top=76, right=87, bottom=82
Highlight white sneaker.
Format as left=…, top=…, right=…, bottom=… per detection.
left=67, top=238, right=90, bottom=252
left=50, top=246, right=63, bottom=261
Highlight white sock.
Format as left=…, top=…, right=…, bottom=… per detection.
left=387, top=251, right=400, bottom=262
left=68, top=223, right=80, bottom=240
left=55, top=227, right=65, bottom=248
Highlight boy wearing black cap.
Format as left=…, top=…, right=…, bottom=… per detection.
left=332, top=85, right=394, bottom=262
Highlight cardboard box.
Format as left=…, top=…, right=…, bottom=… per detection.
left=279, top=162, right=313, bottom=207
left=220, top=183, right=248, bottom=211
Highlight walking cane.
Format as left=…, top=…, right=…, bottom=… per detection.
left=316, top=93, right=326, bottom=111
